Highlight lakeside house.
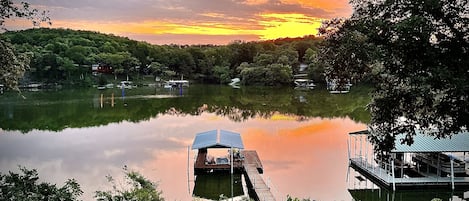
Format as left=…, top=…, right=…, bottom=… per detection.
left=92, top=64, right=113, bottom=74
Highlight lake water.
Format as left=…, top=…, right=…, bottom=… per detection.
left=0, top=85, right=467, bottom=200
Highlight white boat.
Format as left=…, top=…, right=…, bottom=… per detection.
left=229, top=78, right=241, bottom=88
left=163, top=82, right=173, bottom=89
left=26, top=83, right=42, bottom=88
left=326, top=78, right=351, bottom=94
left=294, top=79, right=315, bottom=89
left=0, top=84, right=4, bottom=94
left=165, top=79, right=189, bottom=88
left=120, top=81, right=135, bottom=89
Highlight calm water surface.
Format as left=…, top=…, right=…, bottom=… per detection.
left=0, top=85, right=466, bottom=200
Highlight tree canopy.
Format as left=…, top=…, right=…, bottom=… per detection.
left=1, top=28, right=322, bottom=87
left=0, top=0, right=51, bottom=90
left=319, top=0, right=469, bottom=153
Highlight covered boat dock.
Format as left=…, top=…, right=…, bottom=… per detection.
left=192, top=129, right=246, bottom=174
left=191, top=130, right=275, bottom=201
left=348, top=130, right=469, bottom=190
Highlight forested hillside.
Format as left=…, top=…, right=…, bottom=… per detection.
left=1, top=28, right=323, bottom=86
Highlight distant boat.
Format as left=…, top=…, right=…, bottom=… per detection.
left=293, top=74, right=315, bottom=89
left=294, top=79, right=316, bottom=89
left=164, top=79, right=189, bottom=88
left=229, top=78, right=241, bottom=88
left=97, top=86, right=106, bottom=90
left=326, top=78, right=351, bottom=94
left=26, top=83, right=42, bottom=88
left=120, top=81, right=135, bottom=89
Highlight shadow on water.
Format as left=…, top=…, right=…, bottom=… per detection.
left=0, top=84, right=372, bottom=133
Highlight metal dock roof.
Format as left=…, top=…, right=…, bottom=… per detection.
left=192, top=129, right=244, bottom=150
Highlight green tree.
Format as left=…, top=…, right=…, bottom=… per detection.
left=213, top=65, right=231, bottom=84
left=0, top=166, right=82, bottom=201
left=320, top=0, right=469, bottom=152
left=57, top=56, right=76, bottom=80
left=318, top=18, right=376, bottom=87
left=95, top=167, right=164, bottom=201
left=0, top=0, right=50, bottom=90
left=265, top=63, right=292, bottom=86
left=0, top=40, right=30, bottom=90
left=254, top=53, right=274, bottom=66
left=304, top=48, right=325, bottom=82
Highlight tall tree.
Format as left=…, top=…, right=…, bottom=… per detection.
left=0, top=0, right=50, bottom=90
left=321, top=0, right=469, bottom=153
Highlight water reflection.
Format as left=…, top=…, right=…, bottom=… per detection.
left=0, top=85, right=371, bottom=132
left=193, top=173, right=244, bottom=200
left=0, top=111, right=367, bottom=200
left=1, top=85, right=465, bottom=200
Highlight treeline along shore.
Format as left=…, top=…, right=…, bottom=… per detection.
left=1, top=28, right=326, bottom=87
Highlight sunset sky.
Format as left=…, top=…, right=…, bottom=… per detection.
left=5, top=0, right=352, bottom=45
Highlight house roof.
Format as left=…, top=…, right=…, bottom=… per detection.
left=191, top=130, right=244, bottom=150
left=349, top=130, right=469, bottom=153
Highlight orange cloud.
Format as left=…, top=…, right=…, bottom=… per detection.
left=281, top=0, right=351, bottom=11
left=241, top=0, right=270, bottom=5
left=48, top=12, right=322, bottom=43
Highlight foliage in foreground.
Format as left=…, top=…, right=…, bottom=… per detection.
left=0, top=166, right=165, bottom=201
left=286, top=195, right=311, bottom=201
left=95, top=166, right=164, bottom=201
left=0, top=166, right=82, bottom=201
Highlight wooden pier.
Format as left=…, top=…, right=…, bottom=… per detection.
left=242, top=151, right=275, bottom=201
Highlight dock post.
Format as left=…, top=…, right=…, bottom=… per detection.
left=100, top=94, right=104, bottom=108
left=187, top=146, right=190, bottom=195
left=359, top=135, right=362, bottom=164
left=450, top=158, right=454, bottom=190
left=391, top=158, right=396, bottom=191
left=365, top=139, right=368, bottom=169
left=231, top=146, right=234, bottom=201
left=347, top=139, right=351, bottom=165
left=354, top=136, right=357, bottom=161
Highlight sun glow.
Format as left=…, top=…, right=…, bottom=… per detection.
left=45, top=13, right=323, bottom=44
left=257, top=13, right=324, bottom=40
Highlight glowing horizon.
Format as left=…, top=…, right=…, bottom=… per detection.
left=3, top=0, right=352, bottom=45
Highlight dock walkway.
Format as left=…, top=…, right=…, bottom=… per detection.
left=350, top=158, right=469, bottom=189
left=242, top=150, right=275, bottom=201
